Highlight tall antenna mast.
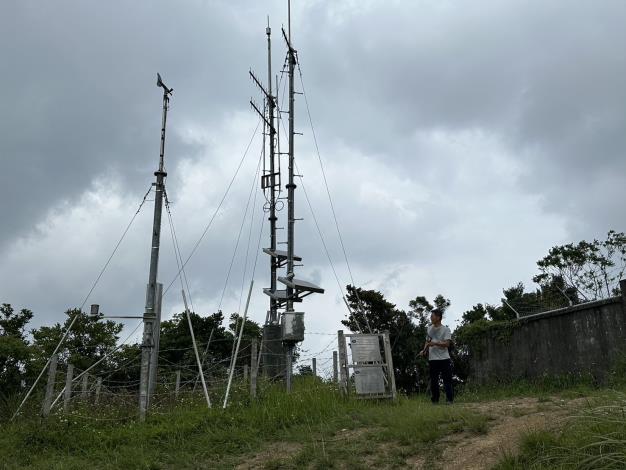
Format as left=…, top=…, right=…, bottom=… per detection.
left=250, top=21, right=285, bottom=379
left=285, top=29, right=296, bottom=315
left=254, top=6, right=324, bottom=391
left=139, top=73, right=173, bottom=422
left=266, top=18, right=278, bottom=327
left=288, top=0, right=291, bottom=43
left=278, top=7, right=323, bottom=393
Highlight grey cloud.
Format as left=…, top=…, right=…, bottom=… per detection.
left=1, top=0, right=625, bottom=342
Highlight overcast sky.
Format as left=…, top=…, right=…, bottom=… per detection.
left=1, top=0, right=625, bottom=374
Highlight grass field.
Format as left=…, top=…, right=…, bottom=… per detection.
left=494, top=388, right=626, bottom=470
left=1, top=376, right=625, bottom=469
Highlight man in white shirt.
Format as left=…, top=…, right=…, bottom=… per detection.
left=419, top=309, right=453, bottom=404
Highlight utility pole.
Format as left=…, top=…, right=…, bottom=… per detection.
left=284, top=9, right=298, bottom=392
left=276, top=3, right=324, bottom=393
left=267, top=21, right=278, bottom=326
left=139, top=73, right=173, bottom=422
left=285, top=18, right=296, bottom=316
left=251, top=21, right=285, bottom=380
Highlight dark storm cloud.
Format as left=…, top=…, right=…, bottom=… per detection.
left=0, top=0, right=272, bottom=244
left=297, top=1, right=626, bottom=237
left=1, top=0, right=625, bottom=341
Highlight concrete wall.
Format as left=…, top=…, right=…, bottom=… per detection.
left=469, top=280, right=626, bottom=384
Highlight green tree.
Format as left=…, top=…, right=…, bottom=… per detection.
left=159, top=311, right=233, bottom=371
left=31, top=309, right=123, bottom=374
left=228, top=312, right=263, bottom=369
left=534, top=230, right=626, bottom=301
left=0, top=304, right=33, bottom=395
left=296, top=365, right=313, bottom=376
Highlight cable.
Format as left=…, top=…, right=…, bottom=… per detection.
left=164, top=190, right=196, bottom=317
left=297, top=64, right=370, bottom=332
left=11, top=185, right=153, bottom=420
left=161, top=117, right=262, bottom=299
left=218, top=149, right=265, bottom=313
left=237, top=155, right=264, bottom=314
left=276, top=88, right=364, bottom=333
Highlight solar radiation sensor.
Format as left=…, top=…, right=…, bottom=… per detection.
left=156, top=73, right=173, bottom=95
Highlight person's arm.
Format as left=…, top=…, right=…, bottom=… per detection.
left=431, top=327, right=452, bottom=348
left=419, top=336, right=432, bottom=356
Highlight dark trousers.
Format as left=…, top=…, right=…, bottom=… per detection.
left=429, top=359, right=453, bottom=403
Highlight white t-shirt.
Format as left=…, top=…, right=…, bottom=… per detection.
left=427, top=324, right=452, bottom=360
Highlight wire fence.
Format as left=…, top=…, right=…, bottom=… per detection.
left=10, top=330, right=343, bottom=423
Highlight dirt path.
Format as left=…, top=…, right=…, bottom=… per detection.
left=234, top=396, right=588, bottom=469
left=434, top=396, right=587, bottom=470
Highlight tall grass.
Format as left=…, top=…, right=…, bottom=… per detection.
left=0, top=377, right=488, bottom=469
left=495, top=391, right=626, bottom=469
left=456, top=373, right=598, bottom=403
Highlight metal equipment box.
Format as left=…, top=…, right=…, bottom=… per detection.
left=354, top=366, right=386, bottom=394
left=349, top=335, right=382, bottom=362
left=281, top=312, right=304, bottom=342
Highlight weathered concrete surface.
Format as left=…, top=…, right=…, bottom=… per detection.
left=469, top=281, right=626, bottom=384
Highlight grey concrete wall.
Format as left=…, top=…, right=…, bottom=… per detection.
left=469, top=281, right=626, bottom=384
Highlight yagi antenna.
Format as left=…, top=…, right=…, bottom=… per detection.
left=156, top=73, right=173, bottom=95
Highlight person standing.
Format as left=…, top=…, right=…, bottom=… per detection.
left=419, top=309, right=453, bottom=404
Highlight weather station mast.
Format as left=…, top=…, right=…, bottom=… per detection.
left=251, top=3, right=324, bottom=390
left=138, top=74, right=173, bottom=421
left=250, top=21, right=284, bottom=380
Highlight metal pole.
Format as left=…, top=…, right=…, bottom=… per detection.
left=182, top=290, right=211, bottom=409
left=337, top=330, right=349, bottom=394
left=175, top=370, right=181, bottom=399
left=312, top=358, right=316, bottom=377
left=194, top=327, right=214, bottom=391
left=95, top=377, right=102, bottom=405
left=286, top=345, right=293, bottom=393
left=250, top=339, right=258, bottom=399
left=148, top=283, right=163, bottom=398
left=503, top=299, right=521, bottom=319
left=139, top=75, right=172, bottom=422
left=286, top=29, right=297, bottom=315
left=41, top=354, right=58, bottom=417
left=81, top=373, right=89, bottom=401
left=382, top=331, right=397, bottom=400
left=266, top=21, right=279, bottom=326
left=224, top=280, right=254, bottom=408
left=63, top=363, right=73, bottom=413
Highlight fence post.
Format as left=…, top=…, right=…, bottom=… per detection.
left=175, top=370, right=181, bottom=399
left=63, top=363, right=74, bottom=413
left=243, top=365, right=249, bottom=383
left=382, top=331, right=397, bottom=400
left=250, top=339, right=257, bottom=399
left=333, top=351, right=338, bottom=383
left=41, top=354, right=58, bottom=417
left=95, top=377, right=103, bottom=404
left=81, top=373, right=89, bottom=401
left=312, top=358, right=317, bottom=377
left=338, top=331, right=349, bottom=394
